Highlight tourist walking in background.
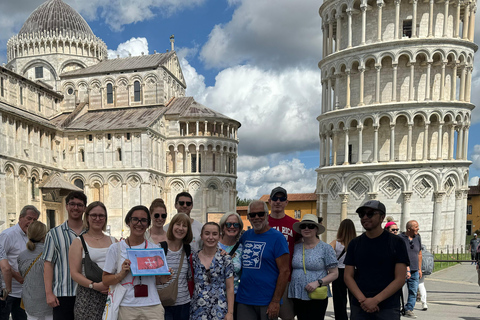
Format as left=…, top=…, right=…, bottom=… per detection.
left=268, top=187, right=300, bottom=320
left=145, top=199, right=168, bottom=245
left=344, top=200, right=409, bottom=320
left=102, top=205, right=171, bottom=320
left=190, top=222, right=234, bottom=320
left=158, top=213, right=193, bottom=320
left=469, top=233, right=480, bottom=264
left=418, top=245, right=433, bottom=311
left=236, top=200, right=290, bottom=320
left=218, top=212, right=244, bottom=320
left=289, top=214, right=338, bottom=320
left=385, top=221, right=399, bottom=235
left=399, top=220, right=422, bottom=318
left=330, top=218, right=356, bottom=320
left=69, top=202, right=116, bottom=320
left=17, top=221, right=52, bottom=320
left=0, top=205, right=40, bottom=320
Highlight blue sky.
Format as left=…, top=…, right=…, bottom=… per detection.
left=1, top=0, right=480, bottom=198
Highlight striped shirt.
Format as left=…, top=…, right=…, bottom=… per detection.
left=157, top=247, right=191, bottom=305
left=42, top=221, right=85, bottom=297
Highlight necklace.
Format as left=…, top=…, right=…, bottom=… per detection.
left=88, top=233, right=105, bottom=240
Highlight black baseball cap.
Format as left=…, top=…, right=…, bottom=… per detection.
left=356, top=200, right=386, bottom=215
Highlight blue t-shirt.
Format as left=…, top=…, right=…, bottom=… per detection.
left=236, top=228, right=289, bottom=306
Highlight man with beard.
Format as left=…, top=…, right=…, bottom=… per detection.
left=43, top=191, right=87, bottom=320
left=236, top=200, right=290, bottom=320
left=344, top=200, right=409, bottom=320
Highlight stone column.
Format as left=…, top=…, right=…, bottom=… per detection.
left=329, top=19, right=334, bottom=54
left=451, top=63, right=458, bottom=101
left=409, top=62, right=415, bottom=101
left=373, top=125, right=379, bottom=163
left=346, top=70, right=351, bottom=108
left=401, top=191, right=412, bottom=232
left=440, top=62, right=446, bottom=100
left=412, top=0, right=418, bottom=37
left=449, top=124, right=455, bottom=160
left=455, top=1, right=461, bottom=38
left=327, top=77, right=332, bottom=111
left=332, top=130, right=338, bottom=166
left=465, top=66, right=472, bottom=102
left=443, top=0, right=450, bottom=37
left=322, top=25, right=327, bottom=57
left=426, top=62, right=432, bottom=100
left=463, top=2, right=471, bottom=39
left=437, top=122, right=444, bottom=160
left=390, top=124, right=395, bottom=161
left=394, top=0, right=401, bottom=39
left=392, top=64, right=398, bottom=101
left=459, top=66, right=466, bottom=101
left=196, top=121, right=199, bottom=135
left=456, top=125, right=463, bottom=159
left=469, top=6, right=476, bottom=41
left=375, top=65, right=381, bottom=103
left=334, top=75, right=340, bottom=109
left=321, top=194, right=329, bottom=241
left=340, top=193, right=349, bottom=221
left=336, top=13, right=342, bottom=52
left=361, top=4, right=367, bottom=45
left=428, top=0, right=435, bottom=37
left=343, top=128, right=349, bottom=165
left=347, top=9, right=353, bottom=48
left=423, top=122, right=429, bottom=160
left=463, top=126, right=469, bottom=159
left=407, top=123, right=413, bottom=161
left=319, top=134, right=324, bottom=167
left=326, top=133, right=331, bottom=166
left=454, top=190, right=464, bottom=247
left=359, top=67, right=365, bottom=106
left=377, top=1, right=384, bottom=42
left=432, top=192, right=446, bottom=248
left=357, top=125, right=364, bottom=164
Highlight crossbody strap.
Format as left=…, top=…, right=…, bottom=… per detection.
left=337, top=248, right=346, bottom=261
left=24, top=252, right=42, bottom=279
left=79, top=234, right=89, bottom=255
left=229, top=242, right=240, bottom=256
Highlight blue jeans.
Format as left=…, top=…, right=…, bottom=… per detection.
left=164, top=302, right=190, bottom=320
left=405, top=270, right=419, bottom=311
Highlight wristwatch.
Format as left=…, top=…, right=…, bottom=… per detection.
left=89, top=282, right=94, bottom=289
left=317, top=279, right=323, bottom=287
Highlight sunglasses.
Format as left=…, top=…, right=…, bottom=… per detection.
left=299, top=224, right=316, bottom=230
left=391, top=228, right=399, bottom=232
left=248, top=211, right=266, bottom=218
left=154, top=213, right=167, bottom=219
left=271, top=196, right=287, bottom=202
left=409, top=240, right=414, bottom=249
left=358, top=210, right=379, bottom=219
left=225, top=222, right=240, bottom=228
left=178, top=201, right=192, bottom=206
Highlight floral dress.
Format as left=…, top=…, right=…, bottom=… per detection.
left=190, top=250, right=234, bottom=320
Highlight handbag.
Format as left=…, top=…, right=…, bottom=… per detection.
left=303, top=244, right=328, bottom=300
left=102, top=243, right=127, bottom=320
left=80, top=234, right=104, bottom=283
left=20, top=252, right=42, bottom=310
left=157, top=242, right=185, bottom=306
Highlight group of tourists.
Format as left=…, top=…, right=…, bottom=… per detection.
left=0, top=186, right=432, bottom=320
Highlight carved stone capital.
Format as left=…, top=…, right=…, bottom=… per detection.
left=368, top=192, right=378, bottom=200
left=402, top=191, right=413, bottom=202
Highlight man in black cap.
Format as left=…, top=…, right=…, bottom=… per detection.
left=344, top=200, right=409, bottom=319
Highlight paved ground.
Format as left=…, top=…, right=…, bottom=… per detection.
left=323, top=262, right=480, bottom=319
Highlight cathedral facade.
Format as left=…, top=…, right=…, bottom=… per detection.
left=317, top=0, right=476, bottom=248
left=0, top=0, right=240, bottom=237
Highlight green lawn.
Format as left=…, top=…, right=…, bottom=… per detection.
left=433, top=252, right=471, bottom=273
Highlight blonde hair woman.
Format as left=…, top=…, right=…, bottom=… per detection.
left=18, top=221, right=52, bottom=320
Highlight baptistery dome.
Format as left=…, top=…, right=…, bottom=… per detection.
left=18, top=0, right=94, bottom=38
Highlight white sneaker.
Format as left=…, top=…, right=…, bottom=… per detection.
left=404, top=310, right=417, bottom=318
left=422, top=303, right=428, bottom=310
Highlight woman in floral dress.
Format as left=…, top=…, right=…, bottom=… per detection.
left=190, top=222, right=234, bottom=320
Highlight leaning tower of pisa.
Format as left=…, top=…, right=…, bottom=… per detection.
left=317, top=0, right=477, bottom=248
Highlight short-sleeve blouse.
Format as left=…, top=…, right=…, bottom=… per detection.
left=288, top=241, right=338, bottom=301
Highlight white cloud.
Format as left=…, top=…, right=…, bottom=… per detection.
left=107, top=37, right=149, bottom=59
left=236, top=158, right=317, bottom=199
left=200, top=0, right=322, bottom=70
left=471, top=144, right=480, bottom=169
left=469, top=176, right=479, bottom=186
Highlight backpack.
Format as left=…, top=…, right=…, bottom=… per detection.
left=421, top=246, right=434, bottom=275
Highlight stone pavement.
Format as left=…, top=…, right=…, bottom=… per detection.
left=323, top=262, right=480, bottom=319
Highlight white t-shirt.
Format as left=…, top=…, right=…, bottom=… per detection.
left=103, top=240, right=160, bottom=307
left=164, top=219, right=203, bottom=252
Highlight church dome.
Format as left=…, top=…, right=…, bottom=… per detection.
left=18, top=0, right=95, bottom=38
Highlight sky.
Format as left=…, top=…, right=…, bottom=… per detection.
left=0, top=0, right=480, bottom=199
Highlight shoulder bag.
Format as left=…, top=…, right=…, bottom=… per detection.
left=157, top=241, right=185, bottom=306
left=102, top=243, right=127, bottom=320
left=20, top=252, right=42, bottom=310
left=80, top=234, right=104, bottom=283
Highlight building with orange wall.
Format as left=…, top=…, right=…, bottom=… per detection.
left=467, top=182, right=480, bottom=235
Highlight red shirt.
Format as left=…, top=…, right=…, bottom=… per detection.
left=268, top=214, right=301, bottom=280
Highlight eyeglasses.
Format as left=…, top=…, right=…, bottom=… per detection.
left=89, top=214, right=106, bottom=220
left=358, top=210, right=379, bottom=219
left=131, top=217, right=148, bottom=225
left=68, top=202, right=85, bottom=209
left=225, top=222, right=240, bottom=228
left=248, top=211, right=266, bottom=218
left=271, top=196, right=287, bottom=202
left=299, top=224, right=316, bottom=230
left=154, top=213, right=167, bottom=219
left=178, top=201, right=192, bottom=207
left=391, top=228, right=399, bottom=232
